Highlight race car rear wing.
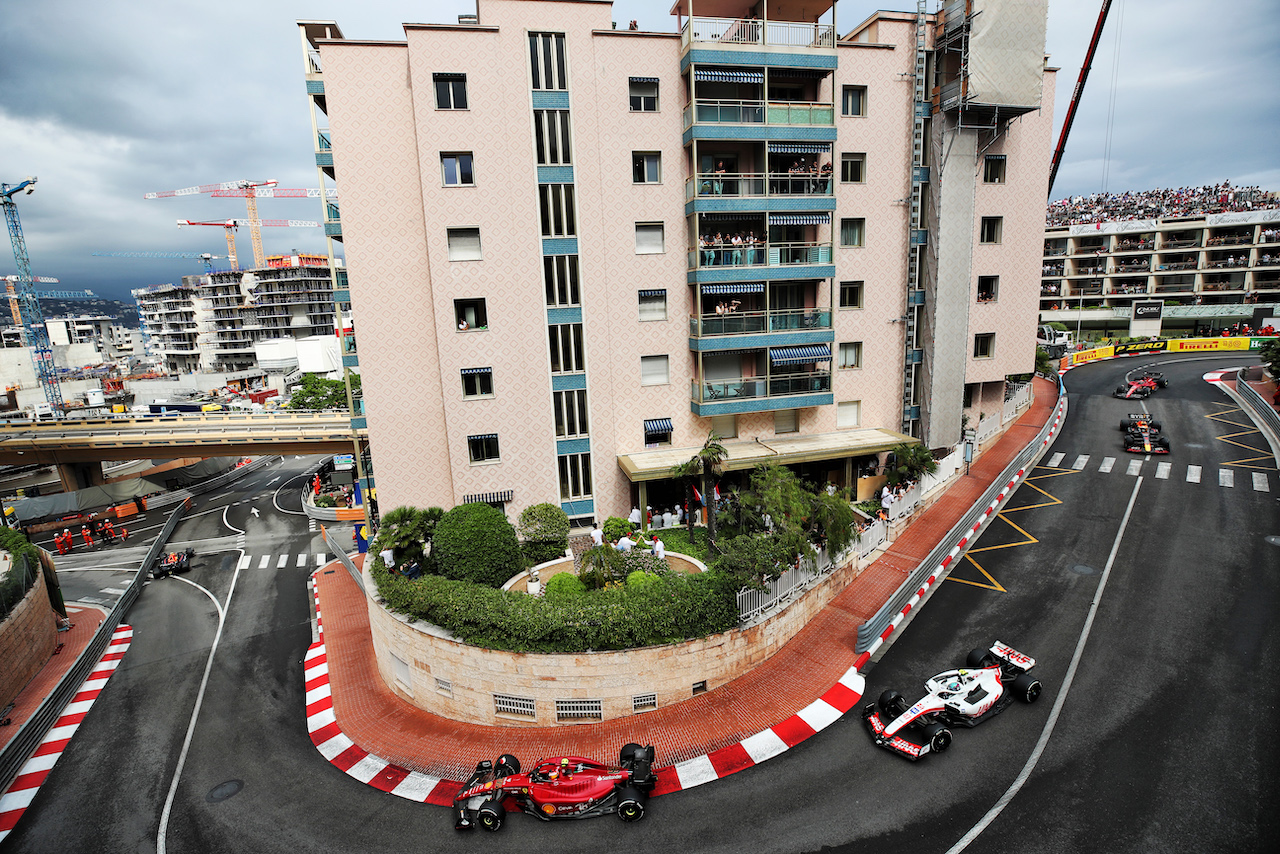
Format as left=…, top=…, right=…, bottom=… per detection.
left=991, top=641, right=1035, bottom=671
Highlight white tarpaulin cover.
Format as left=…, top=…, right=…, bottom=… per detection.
left=967, top=0, right=1047, bottom=109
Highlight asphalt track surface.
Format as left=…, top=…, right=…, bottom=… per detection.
left=5, top=359, right=1278, bottom=852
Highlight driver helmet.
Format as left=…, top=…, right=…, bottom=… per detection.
left=946, top=679, right=962, bottom=692
left=559, top=757, right=572, bottom=778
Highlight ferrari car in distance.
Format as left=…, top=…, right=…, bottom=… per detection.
left=1113, top=370, right=1168, bottom=399
left=1120, top=413, right=1170, bottom=454
left=454, top=743, right=656, bottom=831
left=863, top=641, right=1042, bottom=761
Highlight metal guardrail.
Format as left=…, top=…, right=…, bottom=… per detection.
left=1234, top=368, right=1280, bottom=453
left=143, top=455, right=281, bottom=510
left=321, top=524, right=365, bottom=594
left=0, top=500, right=189, bottom=793
left=855, top=387, right=1067, bottom=653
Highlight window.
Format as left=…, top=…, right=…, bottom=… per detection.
left=461, top=367, right=493, bottom=398
left=632, top=152, right=661, bottom=184
left=454, top=298, right=487, bottom=330
left=441, top=152, right=474, bottom=186
left=710, top=414, right=737, bottom=438
left=838, top=341, right=862, bottom=369
left=553, top=389, right=589, bottom=438
left=629, top=77, right=658, bottom=111
left=980, top=217, right=1003, bottom=244
left=433, top=73, right=467, bottom=109
left=841, top=85, right=866, bottom=117
left=774, top=409, right=798, bottom=434
left=538, top=184, right=576, bottom=237
left=640, top=355, right=669, bottom=386
left=533, top=110, right=572, bottom=165
left=391, top=653, right=411, bottom=690
left=644, top=418, right=672, bottom=446
left=963, top=383, right=975, bottom=408
left=977, top=275, right=999, bottom=302
left=983, top=155, right=1007, bottom=184
left=467, top=433, right=500, bottom=463
left=543, top=255, right=580, bottom=307
left=446, top=227, right=482, bottom=261
left=635, top=222, right=665, bottom=254
left=529, top=32, right=568, bottom=90
left=840, top=218, right=865, bottom=247
left=839, top=280, right=864, bottom=309
left=548, top=323, right=585, bottom=372
left=837, top=400, right=861, bottom=428
left=638, top=289, right=667, bottom=321
left=558, top=452, right=593, bottom=500
left=840, top=153, right=865, bottom=183
left=974, top=333, right=995, bottom=358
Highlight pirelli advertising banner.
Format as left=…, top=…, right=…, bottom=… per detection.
left=1112, top=340, right=1169, bottom=355
left=1070, top=336, right=1273, bottom=366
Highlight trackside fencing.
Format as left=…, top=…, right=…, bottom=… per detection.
left=143, top=455, right=282, bottom=510
left=321, top=525, right=365, bottom=593
left=0, top=500, right=189, bottom=793
left=1234, top=367, right=1280, bottom=442
left=854, top=383, right=1067, bottom=653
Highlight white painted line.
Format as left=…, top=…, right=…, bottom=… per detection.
left=317, top=732, right=355, bottom=761
left=1253, top=472, right=1270, bottom=492
left=740, top=728, right=789, bottom=764
left=1126, top=459, right=1142, bottom=476
left=1187, top=465, right=1202, bottom=483
left=306, top=707, right=336, bottom=733
left=796, top=698, right=843, bottom=733
left=346, top=755, right=388, bottom=784
left=277, top=554, right=289, bottom=568
left=258, top=555, right=270, bottom=569
left=391, top=772, right=443, bottom=802
left=837, top=669, right=866, bottom=694
left=305, top=684, right=332, bottom=706
left=1047, top=452, right=1065, bottom=467
left=17, top=752, right=60, bottom=774
left=0, top=787, right=39, bottom=813
left=1155, top=462, right=1171, bottom=480
left=304, top=662, right=329, bottom=682
left=297, top=553, right=308, bottom=567
left=673, top=754, right=720, bottom=790
left=1071, top=455, right=1089, bottom=470
left=62, top=698, right=96, bottom=716
left=237, top=555, right=251, bottom=570
left=1098, top=457, right=1115, bottom=473
left=1219, top=469, right=1234, bottom=488
left=100, top=587, right=126, bottom=595
left=316, top=554, right=325, bottom=567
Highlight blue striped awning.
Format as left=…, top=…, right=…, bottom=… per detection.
left=460, top=367, right=491, bottom=375
left=464, top=490, right=512, bottom=504
left=770, top=344, right=832, bottom=365
left=700, top=212, right=763, bottom=222
left=469, top=433, right=498, bottom=440
left=638, top=289, right=667, bottom=298
left=694, top=68, right=764, bottom=84
left=768, top=142, right=831, bottom=154
left=769, top=213, right=830, bottom=226
left=700, top=283, right=766, bottom=295
left=644, top=418, right=672, bottom=434
left=629, top=76, right=659, bottom=84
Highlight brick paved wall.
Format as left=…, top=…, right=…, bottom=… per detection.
left=0, top=561, right=57, bottom=711
left=366, top=556, right=858, bottom=726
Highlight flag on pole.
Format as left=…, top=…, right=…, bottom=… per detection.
left=692, top=485, right=703, bottom=504
left=714, top=483, right=721, bottom=501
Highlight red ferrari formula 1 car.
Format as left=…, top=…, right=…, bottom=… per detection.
left=1113, top=370, right=1168, bottom=399
left=863, top=641, right=1042, bottom=761
left=1120, top=413, right=1170, bottom=454
left=454, top=743, right=656, bottom=831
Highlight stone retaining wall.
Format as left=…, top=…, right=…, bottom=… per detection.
left=0, top=562, right=56, bottom=712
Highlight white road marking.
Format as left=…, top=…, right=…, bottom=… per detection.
left=297, top=553, right=308, bottom=567
left=315, top=554, right=325, bottom=567
left=1047, top=452, right=1065, bottom=467
left=99, top=587, right=126, bottom=595
left=1219, top=469, right=1234, bottom=488
left=1098, top=457, right=1115, bottom=473
left=1155, top=462, right=1171, bottom=479
left=1253, top=472, right=1270, bottom=492
left=1071, top=455, right=1089, bottom=470
left=237, top=555, right=251, bottom=570
left=1187, top=465, right=1201, bottom=483
left=1126, top=459, right=1142, bottom=476
left=277, top=554, right=289, bottom=568
left=258, top=555, right=270, bottom=569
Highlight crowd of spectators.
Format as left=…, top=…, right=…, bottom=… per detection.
left=1046, top=182, right=1279, bottom=227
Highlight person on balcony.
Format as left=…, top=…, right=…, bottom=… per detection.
left=746, top=230, right=759, bottom=265
left=731, top=233, right=744, bottom=265
left=701, top=233, right=716, bottom=266
left=713, top=161, right=726, bottom=195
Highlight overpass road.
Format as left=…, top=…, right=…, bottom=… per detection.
left=4, top=356, right=1277, bottom=852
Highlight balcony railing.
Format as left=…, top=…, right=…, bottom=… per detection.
left=317, top=129, right=331, bottom=151
left=689, top=240, right=832, bottom=270
left=681, top=16, right=835, bottom=49
left=690, top=309, right=832, bottom=337
left=686, top=171, right=833, bottom=200
left=683, top=99, right=834, bottom=128
left=1160, top=238, right=1200, bottom=249
left=692, top=371, right=831, bottom=403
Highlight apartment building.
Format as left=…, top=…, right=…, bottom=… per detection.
left=305, top=0, right=1053, bottom=524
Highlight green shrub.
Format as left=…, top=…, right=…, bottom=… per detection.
left=370, top=505, right=443, bottom=573
left=621, top=548, right=667, bottom=575
left=314, top=494, right=337, bottom=508
left=652, top=526, right=710, bottom=562
left=0, top=529, right=41, bottom=621
left=626, top=570, right=662, bottom=594
left=602, top=516, right=631, bottom=542
left=579, top=544, right=627, bottom=590
left=432, top=502, right=524, bottom=588
left=544, top=572, right=587, bottom=601
left=517, top=503, right=570, bottom=566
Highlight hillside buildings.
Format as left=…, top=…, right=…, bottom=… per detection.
left=301, top=0, right=1055, bottom=524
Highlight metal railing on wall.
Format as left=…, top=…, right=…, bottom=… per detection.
left=321, top=524, right=365, bottom=594
left=0, top=500, right=189, bottom=793
left=1234, top=367, right=1280, bottom=446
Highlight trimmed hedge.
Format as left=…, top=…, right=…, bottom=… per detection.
left=371, top=557, right=739, bottom=652
left=431, top=502, right=524, bottom=588
left=518, top=503, right=570, bottom=566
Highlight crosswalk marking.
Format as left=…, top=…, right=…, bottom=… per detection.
left=1155, top=462, right=1171, bottom=479
left=1219, top=469, right=1234, bottom=488
left=277, top=554, right=289, bottom=568
left=1187, top=465, right=1201, bottom=483
left=238, top=556, right=251, bottom=570
left=1099, top=457, right=1115, bottom=473
left=1253, top=472, right=1269, bottom=492
left=1126, top=459, right=1142, bottom=476
left=1053, top=458, right=1274, bottom=492
left=296, top=553, right=308, bottom=567
left=315, top=554, right=325, bottom=567
left=1048, top=452, right=1065, bottom=467
left=1072, top=455, right=1090, bottom=470
left=258, top=555, right=270, bottom=569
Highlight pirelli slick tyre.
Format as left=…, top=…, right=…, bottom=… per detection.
left=921, top=723, right=952, bottom=754
left=1156, top=438, right=1171, bottom=452
left=1012, top=672, right=1042, bottom=704
left=616, top=787, right=646, bottom=823
left=1114, top=386, right=1129, bottom=397
left=878, top=690, right=909, bottom=721
left=966, top=648, right=997, bottom=669
left=494, top=754, right=520, bottom=777
left=1157, top=378, right=1169, bottom=388
left=1150, top=420, right=1162, bottom=432
left=477, top=799, right=505, bottom=832
left=1120, top=418, right=1134, bottom=431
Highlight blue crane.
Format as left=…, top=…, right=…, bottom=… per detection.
left=92, top=250, right=228, bottom=273
left=2, top=176, right=64, bottom=411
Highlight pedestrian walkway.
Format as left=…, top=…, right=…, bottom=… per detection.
left=309, top=376, right=1061, bottom=796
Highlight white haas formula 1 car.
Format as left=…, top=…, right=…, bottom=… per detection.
left=863, top=641, right=1042, bottom=760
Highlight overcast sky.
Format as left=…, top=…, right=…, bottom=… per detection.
left=1, top=0, right=1277, bottom=303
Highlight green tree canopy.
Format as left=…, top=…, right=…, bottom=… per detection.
left=432, top=502, right=524, bottom=588
left=285, top=372, right=361, bottom=411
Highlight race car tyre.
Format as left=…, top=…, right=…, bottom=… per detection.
left=922, top=723, right=952, bottom=754
left=1157, top=439, right=1171, bottom=451
left=494, top=754, right=520, bottom=777
left=616, top=787, right=646, bottom=822
left=1114, top=387, right=1127, bottom=397
left=477, top=799, right=505, bottom=832
left=1012, top=672, right=1042, bottom=704
left=966, top=648, right=997, bottom=669
left=878, top=690, right=909, bottom=721
left=1157, top=378, right=1168, bottom=388
left=619, top=743, right=647, bottom=765
left=1120, top=418, right=1133, bottom=431
left=1150, top=420, right=1162, bottom=432
left=1138, top=388, right=1151, bottom=398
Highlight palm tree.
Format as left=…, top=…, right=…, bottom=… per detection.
left=670, top=432, right=729, bottom=544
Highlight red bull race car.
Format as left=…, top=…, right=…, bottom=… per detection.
left=1120, top=413, right=1170, bottom=454
left=1113, top=370, right=1168, bottom=399
left=153, top=547, right=195, bottom=578
left=454, top=743, right=656, bottom=832
left=863, top=641, right=1042, bottom=761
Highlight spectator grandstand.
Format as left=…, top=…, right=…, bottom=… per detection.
left=1047, top=181, right=1279, bottom=227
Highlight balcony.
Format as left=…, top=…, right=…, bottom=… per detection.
left=681, top=17, right=835, bottom=50
left=690, top=369, right=832, bottom=416
left=683, top=99, right=834, bottom=129
left=686, top=170, right=833, bottom=202
left=689, top=240, right=832, bottom=271
left=690, top=308, right=831, bottom=337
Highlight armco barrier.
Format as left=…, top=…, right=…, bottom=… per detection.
left=1234, top=367, right=1280, bottom=449
left=321, top=524, right=365, bottom=593
left=855, top=385, right=1068, bottom=653
left=0, top=500, right=189, bottom=793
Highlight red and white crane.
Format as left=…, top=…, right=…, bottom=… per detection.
left=176, top=218, right=319, bottom=271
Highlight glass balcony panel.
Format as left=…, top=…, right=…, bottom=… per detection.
left=687, top=172, right=831, bottom=198
left=691, top=370, right=831, bottom=403
left=682, top=17, right=834, bottom=49
left=688, top=241, right=831, bottom=270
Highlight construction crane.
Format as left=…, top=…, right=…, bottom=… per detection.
left=2, top=276, right=99, bottom=326
left=145, top=179, right=289, bottom=268
left=1047, top=0, right=1114, bottom=198
left=93, top=250, right=229, bottom=273
left=176, top=218, right=320, bottom=271
left=2, top=176, right=63, bottom=411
